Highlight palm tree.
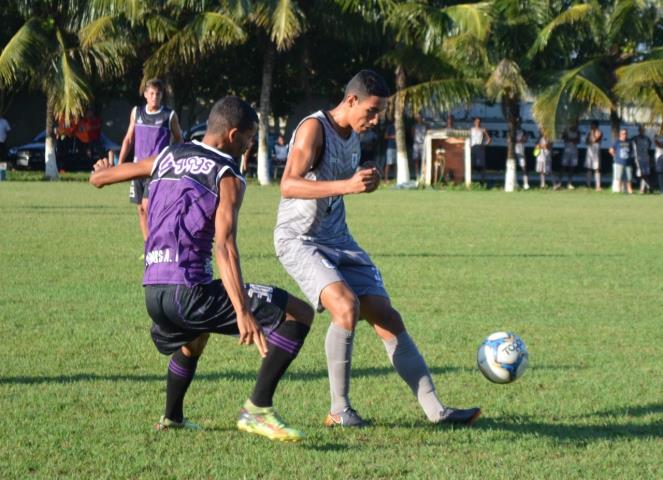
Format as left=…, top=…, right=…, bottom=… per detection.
left=452, top=0, right=601, bottom=190
left=531, top=0, right=660, bottom=140
left=0, top=1, right=131, bottom=179
left=340, top=0, right=489, bottom=186
left=249, top=0, right=306, bottom=185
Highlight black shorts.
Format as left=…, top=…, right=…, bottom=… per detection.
left=145, top=281, right=288, bottom=355
left=471, top=145, right=486, bottom=168
left=129, top=178, right=150, bottom=204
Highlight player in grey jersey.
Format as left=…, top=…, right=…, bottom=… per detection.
left=275, top=70, right=480, bottom=427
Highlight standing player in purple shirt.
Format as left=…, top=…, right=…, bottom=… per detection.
left=118, top=78, right=183, bottom=242
left=91, top=97, right=313, bottom=442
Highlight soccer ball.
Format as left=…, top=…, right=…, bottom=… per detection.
left=477, top=332, right=528, bottom=384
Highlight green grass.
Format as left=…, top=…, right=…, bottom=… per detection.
left=1, top=183, right=662, bottom=479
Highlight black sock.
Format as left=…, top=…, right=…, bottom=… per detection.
left=250, top=321, right=310, bottom=408
left=164, top=349, right=199, bottom=422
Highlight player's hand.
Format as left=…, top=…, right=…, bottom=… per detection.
left=348, top=168, right=379, bottom=194
left=236, top=311, right=268, bottom=358
left=89, top=158, right=113, bottom=188
left=364, top=167, right=381, bottom=193
left=92, top=157, right=113, bottom=172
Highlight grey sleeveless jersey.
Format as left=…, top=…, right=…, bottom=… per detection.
left=274, top=111, right=361, bottom=245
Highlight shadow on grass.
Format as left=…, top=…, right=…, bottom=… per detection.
left=475, top=410, right=663, bottom=441
left=0, top=364, right=580, bottom=385
left=377, top=402, right=663, bottom=441
left=371, top=252, right=624, bottom=259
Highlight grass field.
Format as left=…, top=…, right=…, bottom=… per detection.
left=1, top=182, right=662, bottom=479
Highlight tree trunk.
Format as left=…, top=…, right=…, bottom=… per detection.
left=503, top=97, right=518, bottom=191
left=394, top=65, right=410, bottom=185
left=44, top=102, right=58, bottom=180
left=609, top=108, right=620, bottom=141
left=257, top=41, right=275, bottom=186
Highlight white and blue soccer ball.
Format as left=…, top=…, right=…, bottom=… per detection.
left=477, top=332, right=528, bottom=384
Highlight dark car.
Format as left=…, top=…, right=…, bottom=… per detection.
left=183, top=122, right=207, bottom=142
left=8, top=131, right=120, bottom=171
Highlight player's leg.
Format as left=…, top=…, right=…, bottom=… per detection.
left=360, top=296, right=480, bottom=425
left=320, top=281, right=367, bottom=427
left=237, top=287, right=313, bottom=441
left=248, top=291, right=313, bottom=409
left=144, top=283, right=208, bottom=430
left=157, top=333, right=209, bottom=430
left=138, top=197, right=149, bottom=241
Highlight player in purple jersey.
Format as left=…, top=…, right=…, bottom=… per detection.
left=118, top=78, right=183, bottom=243
left=91, top=97, right=313, bottom=442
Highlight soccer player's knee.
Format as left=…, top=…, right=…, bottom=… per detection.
left=184, top=333, right=210, bottom=357
left=286, top=294, right=314, bottom=326
left=333, top=295, right=360, bottom=329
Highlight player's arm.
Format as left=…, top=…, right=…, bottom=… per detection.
left=280, top=119, right=378, bottom=199
left=214, top=174, right=268, bottom=358
left=89, top=156, right=155, bottom=188
left=483, top=128, right=492, bottom=145
left=117, top=107, right=136, bottom=164
left=170, top=112, right=183, bottom=144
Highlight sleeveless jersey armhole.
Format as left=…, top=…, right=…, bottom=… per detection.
left=310, top=117, right=326, bottom=171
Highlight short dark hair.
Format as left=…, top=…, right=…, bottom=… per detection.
left=143, top=78, right=164, bottom=92
left=344, top=70, right=390, bottom=100
left=207, top=96, right=258, bottom=136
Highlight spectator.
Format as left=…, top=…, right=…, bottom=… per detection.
left=562, top=124, right=580, bottom=189
left=515, top=120, right=529, bottom=190
left=272, top=134, right=288, bottom=179
left=0, top=114, right=10, bottom=162
left=631, top=125, right=652, bottom=194
left=535, top=130, right=552, bottom=188
left=655, top=128, right=663, bottom=194
left=609, top=128, right=633, bottom=194
left=383, top=122, right=396, bottom=182
left=584, top=120, right=603, bottom=191
left=470, top=117, right=491, bottom=185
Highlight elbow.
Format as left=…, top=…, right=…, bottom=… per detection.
left=280, top=179, right=293, bottom=198
left=89, top=174, right=102, bottom=188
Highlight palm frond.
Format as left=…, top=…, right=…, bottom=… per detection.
left=145, top=14, right=179, bottom=43
left=85, top=0, right=145, bottom=26
left=485, top=59, right=528, bottom=101
left=0, top=18, right=48, bottom=88
left=443, top=2, right=491, bottom=42
left=532, top=61, right=613, bottom=138
left=608, top=0, right=649, bottom=47
left=527, top=3, right=596, bottom=58
left=268, top=0, right=306, bottom=50
left=143, top=11, right=246, bottom=78
left=78, top=15, right=117, bottom=49
left=78, top=39, right=133, bottom=78
left=49, top=29, right=93, bottom=122
left=614, top=49, right=663, bottom=117
left=398, top=77, right=484, bottom=115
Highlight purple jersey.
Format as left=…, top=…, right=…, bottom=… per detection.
left=143, top=140, right=245, bottom=287
left=134, top=105, right=173, bottom=161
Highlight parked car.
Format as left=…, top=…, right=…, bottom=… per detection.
left=183, top=122, right=207, bottom=142
left=7, top=131, right=120, bottom=171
